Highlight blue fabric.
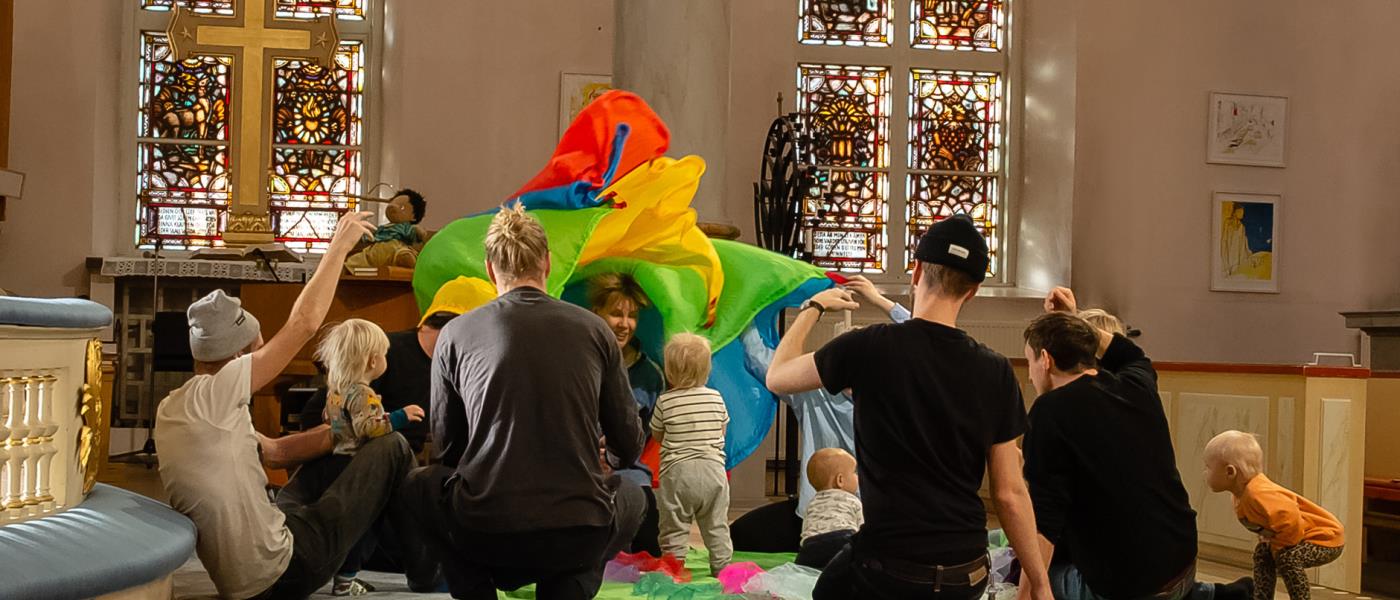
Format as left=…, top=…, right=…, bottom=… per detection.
left=0, top=296, right=112, bottom=329
left=0, top=484, right=196, bottom=600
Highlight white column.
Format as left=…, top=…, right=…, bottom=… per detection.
left=4, top=376, right=28, bottom=520
left=614, top=0, right=732, bottom=224
left=20, top=376, right=39, bottom=515
left=0, top=377, right=12, bottom=521
left=35, top=374, right=58, bottom=511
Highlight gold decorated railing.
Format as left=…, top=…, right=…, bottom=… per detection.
left=0, top=328, right=105, bottom=526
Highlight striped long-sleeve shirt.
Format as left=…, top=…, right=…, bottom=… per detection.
left=650, top=386, right=728, bottom=475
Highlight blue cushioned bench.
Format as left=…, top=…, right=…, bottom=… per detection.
left=0, top=296, right=113, bottom=328
left=0, top=484, right=196, bottom=600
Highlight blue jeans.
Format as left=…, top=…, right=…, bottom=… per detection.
left=1049, top=563, right=1213, bottom=600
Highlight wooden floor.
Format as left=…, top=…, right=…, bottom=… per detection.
left=97, top=462, right=1392, bottom=600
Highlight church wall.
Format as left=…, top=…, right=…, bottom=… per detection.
left=0, top=0, right=12, bottom=169
left=0, top=0, right=123, bottom=297
left=379, top=0, right=615, bottom=227
left=1072, top=0, right=1400, bottom=364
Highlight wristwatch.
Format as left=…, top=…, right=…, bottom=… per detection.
left=799, top=298, right=827, bottom=316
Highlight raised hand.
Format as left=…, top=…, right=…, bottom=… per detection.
left=811, top=288, right=860, bottom=312
left=403, top=404, right=426, bottom=423
left=843, top=275, right=895, bottom=312
left=330, top=211, right=376, bottom=254
left=1043, top=286, right=1078, bottom=314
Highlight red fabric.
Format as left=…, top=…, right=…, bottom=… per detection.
left=511, top=90, right=670, bottom=199
left=642, top=438, right=662, bottom=488
left=609, top=550, right=692, bottom=583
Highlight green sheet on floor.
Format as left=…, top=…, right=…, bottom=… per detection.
left=496, top=550, right=799, bottom=599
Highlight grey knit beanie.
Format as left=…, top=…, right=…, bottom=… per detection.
left=187, top=290, right=262, bottom=362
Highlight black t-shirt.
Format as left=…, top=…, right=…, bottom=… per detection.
left=372, top=329, right=433, bottom=450
left=300, top=329, right=432, bottom=452
left=814, top=319, right=1026, bottom=564
left=1022, top=335, right=1197, bottom=598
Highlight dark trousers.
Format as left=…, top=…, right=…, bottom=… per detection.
left=796, top=529, right=855, bottom=569
left=403, top=465, right=646, bottom=600
left=729, top=497, right=803, bottom=553
left=255, top=434, right=415, bottom=599
left=814, top=544, right=989, bottom=600
left=628, top=485, right=662, bottom=556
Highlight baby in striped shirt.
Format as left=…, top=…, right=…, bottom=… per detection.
left=795, top=447, right=863, bottom=569
left=651, top=333, right=732, bottom=574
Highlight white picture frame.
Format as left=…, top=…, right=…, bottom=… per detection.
left=1211, top=192, right=1280, bottom=293
left=1207, top=92, right=1288, bottom=167
left=558, top=72, right=613, bottom=137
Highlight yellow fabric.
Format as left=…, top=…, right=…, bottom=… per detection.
left=1235, top=474, right=1344, bottom=550
left=588, top=156, right=723, bottom=326
left=419, top=276, right=498, bottom=327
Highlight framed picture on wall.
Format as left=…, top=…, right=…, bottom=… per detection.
left=1207, top=92, right=1288, bottom=167
left=1211, top=192, right=1280, bottom=293
left=559, top=73, right=613, bottom=136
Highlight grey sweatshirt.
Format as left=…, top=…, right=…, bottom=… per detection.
left=431, top=286, right=644, bottom=532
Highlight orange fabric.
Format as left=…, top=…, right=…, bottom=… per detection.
left=510, top=90, right=670, bottom=199
left=1234, top=474, right=1344, bottom=550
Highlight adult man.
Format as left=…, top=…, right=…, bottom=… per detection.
left=404, top=205, right=645, bottom=600
left=767, top=215, right=1051, bottom=600
left=156, top=213, right=419, bottom=599
left=1022, top=288, right=1252, bottom=600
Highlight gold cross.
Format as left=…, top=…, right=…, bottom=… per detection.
left=166, top=0, right=338, bottom=246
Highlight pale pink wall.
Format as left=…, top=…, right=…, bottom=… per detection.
left=1071, top=0, right=1400, bottom=364
left=381, top=0, right=615, bottom=229
left=0, top=0, right=122, bottom=298
left=723, top=1, right=797, bottom=245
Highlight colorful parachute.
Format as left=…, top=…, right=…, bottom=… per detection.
left=412, top=91, right=834, bottom=469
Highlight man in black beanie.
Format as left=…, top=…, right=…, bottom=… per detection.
left=767, top=215, right=1052, bottom=600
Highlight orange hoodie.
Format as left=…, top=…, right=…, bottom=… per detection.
left=1234, top=474, right=1344, bottom=551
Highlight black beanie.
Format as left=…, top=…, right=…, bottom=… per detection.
left=913, top=214, right=989, bottom=282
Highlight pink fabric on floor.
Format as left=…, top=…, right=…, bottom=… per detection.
left=715, top=562, right=765, bottom=593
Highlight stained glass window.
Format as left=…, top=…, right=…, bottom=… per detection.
left=798, top=64, right=891, bottom=272
left=141, top=0, right=234, bottom=16
left=137, top=33, right=233, bottom=248
left=799, top=0, right=892, bottom=47
left=141, top=0, right=365, bottom=19
left=270, top=42, right=364, bottom=251
left=274, top=0, right=365, bottom=19
left=136, top=33, right=364, bottom=250
left=907, top=69, right=1003, bottom=273
left=912, top=0, right=1005, bottom=51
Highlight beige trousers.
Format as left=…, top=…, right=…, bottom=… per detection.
left=656, top=458, right=733, bottom=573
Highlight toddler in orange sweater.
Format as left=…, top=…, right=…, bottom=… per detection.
left=1205, top=431, right=1343, bottom=600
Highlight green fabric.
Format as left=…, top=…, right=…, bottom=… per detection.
left=415, top=210, right=827, bottom=352
left=413, top=208, right=611, bottom=310
left=495, top=550, right=797, bottom=599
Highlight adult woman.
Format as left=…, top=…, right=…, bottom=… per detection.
left=589, top=273, right=664, bottom=556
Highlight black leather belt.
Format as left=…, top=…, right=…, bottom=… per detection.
left=863, top=554, right=990, bottom=592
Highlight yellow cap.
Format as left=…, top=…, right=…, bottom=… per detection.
left=419, top=276, right=498, bottom=327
